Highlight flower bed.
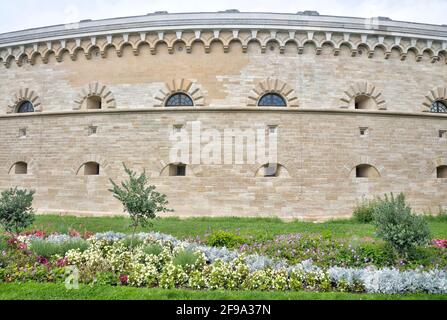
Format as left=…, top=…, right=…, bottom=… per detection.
left=1, top=231, right=446, bottom=295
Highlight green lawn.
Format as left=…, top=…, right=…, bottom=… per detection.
left=0, top=282, right=445, bottom=300
left=28, top=215, right=447, bottom=241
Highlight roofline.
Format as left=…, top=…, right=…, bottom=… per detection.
left=1, top=12, right=447, bottom=47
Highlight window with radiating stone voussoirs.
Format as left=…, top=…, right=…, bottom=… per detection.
left=17, top=101, right=34, bottom=113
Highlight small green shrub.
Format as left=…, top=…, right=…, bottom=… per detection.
left=30, top=239, right=89, bottom=258
left=207, top=231, right=246, bottom=248
left=172, top=250, right=200, bottom=268
left=143, top=243, right=164, bottom=256
left=373, top=193, right=431, bottom=257
left=0, top=188, right=35, bottom=234
left=353, top=199, right=379, bottom=223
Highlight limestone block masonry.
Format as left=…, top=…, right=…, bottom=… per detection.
left=0, top=12, right=446, bottom=221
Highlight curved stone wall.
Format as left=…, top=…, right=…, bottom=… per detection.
left=0, top=12, right=446, bottom=219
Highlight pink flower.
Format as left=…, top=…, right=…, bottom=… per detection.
left=120, top=274, right=129, bottom=285
left=433, top=239, right=447, bottom=249
left=37, top=256, right=49, bottom=265
left=56, top=257, right=69, bottom=267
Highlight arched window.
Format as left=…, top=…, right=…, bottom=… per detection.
left=165, top=93, right=194, bottom=107
left=17, top=101, right=34, bottom=113
left=355, top=95, right=376, bottom=110
left=355, top=164, right=380, bottom=178
left=11, top=162, right=28, bottom=175
left=85, top=96, right=102, bottom=110
left=169, top=163, right=186, bottom=176
left=430, top=101, right=447, bottom=113
left=258, top=93, right=287, bottom=107
left=81, top=162, right=100, bottom=176
left=437, top=165, right=447, bottom=179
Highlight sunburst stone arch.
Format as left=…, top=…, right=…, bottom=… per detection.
left=154, top=79, right=205, bottom=107
left=248, top=79, right=298, bottom=107
left=74, top=82, right=116, bottom=110
left=422, top=87, right=447, bottom=113
left=7, top=88, right=42, bottom=114
left=340, top=82, right=387, bottom=110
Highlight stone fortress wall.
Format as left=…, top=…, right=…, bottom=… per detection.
left=0, top=11, right=446, bottom=220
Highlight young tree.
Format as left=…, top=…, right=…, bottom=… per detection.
left=0, top=187, right=35, bottom=234
left=109, top=164, right=172, bottom=243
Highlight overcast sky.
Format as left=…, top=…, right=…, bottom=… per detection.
left=1, top=0, right=446, bottom=33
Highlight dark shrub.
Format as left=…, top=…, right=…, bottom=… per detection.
left=0, top=188, right=35, bottom=234
left=373, top=193, right=431, bottom=258
left=353, top=199, right=379, bottom=223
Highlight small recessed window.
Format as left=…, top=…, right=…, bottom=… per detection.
left=88, top=126, right=98, bottom=136
left=356, top=164, right=380, bottom=178
left=169, top=164, right=186, bottom=176
left=268, top=125, right=278, bottom=134
left=12, top=162, right=28, bottom=175
left=83, top=162, right=100, bottom=176
left=19, top=128, right=27, bottom=138
left=431, top=101, right=447, bottom=113
left=17, top=101, right=34, bottom=113
left=86, top=96, right=102, bottom=110
left=264, top=163, right=279, bottom=177
left=437, top=166, right=447, bottom=179
left=439, top=130, right=447, bottom=139
left=165, top=93, right=194, bottom=107
left=173, top=124, right=184, bottom=133
left=258, top=93, right=287, bottom=107
left=360, top=127, right=369, bottom=136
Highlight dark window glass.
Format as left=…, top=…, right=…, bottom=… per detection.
left=166, top=93, right=194, bottom=107
left=17, top=101, right=34, bottom=113
left=258, top=93, right=287, bottom=107
left=176, top=165, right=186, bottom=176
left=431, top=101, right=447, bottom=113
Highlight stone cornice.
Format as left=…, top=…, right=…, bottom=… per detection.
left=1, top=12, right=447, bottom=67
left=1, top=107, right=447, bottom=120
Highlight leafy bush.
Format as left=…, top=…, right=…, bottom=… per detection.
left=109, top=164, right=172, bottom=242
left=207, top=231, right=246, bottom=248
left=143, top=243, right=164, bottom=256
left=353, top=199, right=379, bottom=223
left=373, top=193, right=431, bottom=257
left=173, top=250, right=200, bottom=268
left=30, top=239, right=89, bottom=258
left=0, top=188, right=35, bottom=234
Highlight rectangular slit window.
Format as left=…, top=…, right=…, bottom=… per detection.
left=19, top=128, right=27, bottom=138
left=88, top=126, right=98, bottom=136
left=173, top=125, right=184, bottom=134
left=360, top=127, right=369, bottom=136
left=439, top=130, right=446, bottom=139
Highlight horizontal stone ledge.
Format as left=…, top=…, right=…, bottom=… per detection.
left=1, top=107, right=447, bottom=120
